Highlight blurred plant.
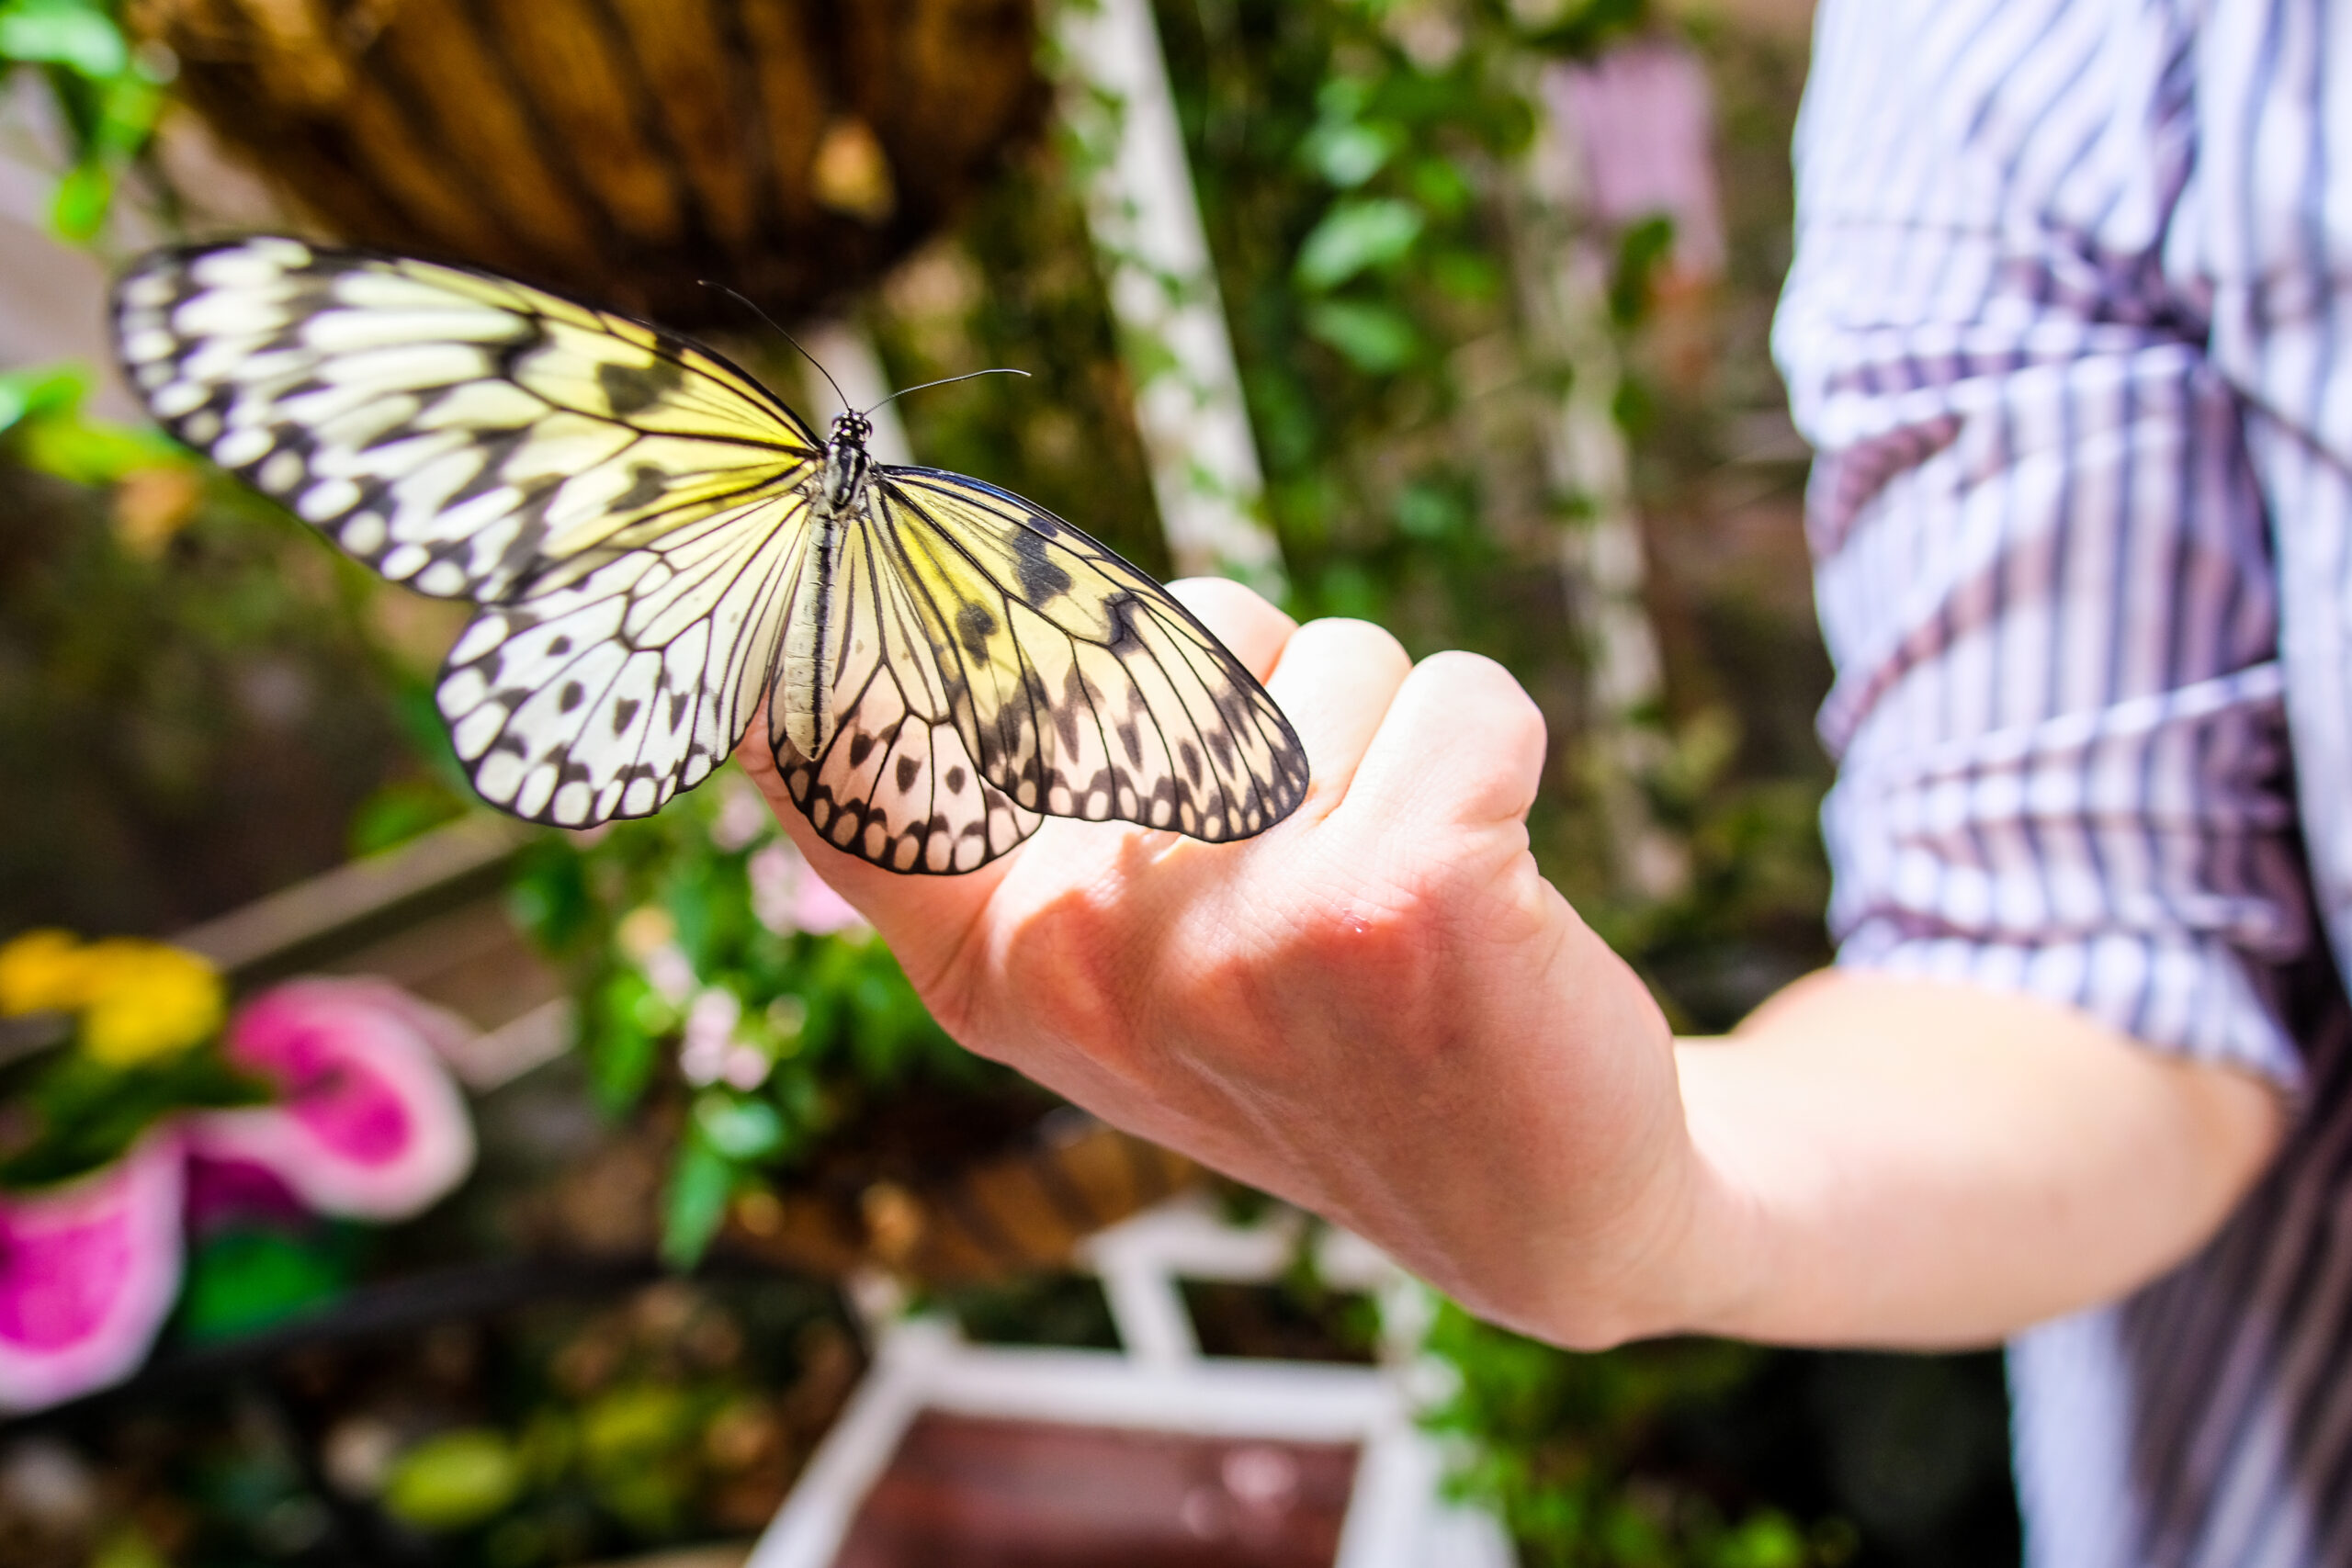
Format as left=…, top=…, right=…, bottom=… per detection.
left=1, top=368, right=447, bottom=933
left=0, top=0, right=166, bottom=241
left=0, top=943, right=475, bottom=1410
left=1426, top=1302, right=1850, bottom=1568
left=509, top=775, right=1012, bottom=1271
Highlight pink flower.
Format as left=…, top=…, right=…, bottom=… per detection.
left=748, top=842, right=866, bottom=937
left=0, top=1130, right=185, bottom=1413
left=186, top=978, right=475, bottom=1222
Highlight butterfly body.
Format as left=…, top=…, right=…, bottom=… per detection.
left=111, top=239, right=1308, bottom=874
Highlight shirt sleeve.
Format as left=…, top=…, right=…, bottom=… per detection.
left=1772, top=0, right=2313, bottom=1089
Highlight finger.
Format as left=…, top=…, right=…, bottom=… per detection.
left=1263, top=617, right=1414, bottom=807
left=1168, top=576, right=1298, bottom=682
left=1339, top=650, right=1546, bottom=829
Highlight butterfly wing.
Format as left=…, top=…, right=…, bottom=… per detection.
left=113, top=237, right=824, bottom=828
left=770, top=494, right=1046, bottom=874
left=112, top=238, right=819, bottom=602
left=765, top=467, right=1307, bottom=872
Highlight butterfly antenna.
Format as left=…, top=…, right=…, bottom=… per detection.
left=697, top=279, right=850, bottom=412
left=865, top=367, right=1031, bottom=413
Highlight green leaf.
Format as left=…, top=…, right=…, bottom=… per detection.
left=660, top=1136, right=736, bottom=1269
left=1295, top=197, right=1425, bottom=290
left=383, top=1429, right=525, bottom=1531
left=1304, top=121, right=1395, bottom=188
left=0, top=2, right=129, bottom=77
left=1302, top=299, right=1419, bottom=374
left=693, top=1090, right=783, bottom=1160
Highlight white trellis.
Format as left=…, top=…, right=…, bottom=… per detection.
left=1048, top=0, right=1287, bottom=594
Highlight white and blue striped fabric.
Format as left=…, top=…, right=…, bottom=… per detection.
left=1777, top=2, right=2352, bottom=1562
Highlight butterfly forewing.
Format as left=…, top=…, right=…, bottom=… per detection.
left=113, top=236, right=1309, bottom=863
left=113, top=240, right=819, bottom=602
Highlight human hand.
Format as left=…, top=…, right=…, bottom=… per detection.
left=737, top=581, right=1702, bottom=1345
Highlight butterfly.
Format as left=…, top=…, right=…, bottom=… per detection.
left=111, top=237, right=1309, bottom=874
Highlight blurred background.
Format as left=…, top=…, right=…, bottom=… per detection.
left=0, top=0, right=2021, bottom=1563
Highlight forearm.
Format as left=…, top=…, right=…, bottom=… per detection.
left=1652, top=970, right=2286, bottom=1349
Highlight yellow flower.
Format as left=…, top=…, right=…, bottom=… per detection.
left=74, top=941, right=224, bottom=1067
left=0, top=930, right=96, bottom=1015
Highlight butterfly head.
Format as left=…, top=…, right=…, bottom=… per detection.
left=820, top=411, right=876, bottom=510
left=828, top=410, right=874, bottom=451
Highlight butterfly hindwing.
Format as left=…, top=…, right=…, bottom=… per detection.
left=864, top=469, right=1309, bottom=844
left=438, top=491, right=814, bottom=827
left=113, top=238, right=819, bottom=602
left=771, top=500, right=1044, bottom=873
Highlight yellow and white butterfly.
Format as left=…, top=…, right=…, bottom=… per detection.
left=111, top=237, right=1308, bottom=874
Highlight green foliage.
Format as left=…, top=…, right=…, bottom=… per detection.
left=0, top=395, right=432, bottom=933
left=508, top=778, right=1003, bottom=1269
left=0, top=0, right=164, bottom=241
left=1427, top=1303, right=1847, bottom=1567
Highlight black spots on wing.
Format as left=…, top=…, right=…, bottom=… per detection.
left=944, top=765, right=967, bottom=795
left=597, top=356, right=684, bottom=416
left=1011, top=525, right=1074, bottom=604
left=549, top=636, right=573, bottom=657
left=668, top=692, right=691, bottom=731
left=613, top=697, right=640, bottom=734
left=1116, top=722, right=1142, bottom=766
left=848, top=732, right=877, bottom=768
left=613, top=463, right=668, bottom=512
left=1179, top=741, right=1203, bottom=786
left=559, top=681, right=585, bottom=713
left=491, top=733, right=529, bottom=759
left=956, top=602, right=997, bottom=659
left=895, top=756, right=922, bottom=793
left=1105, top=592, right=1147, bottom=653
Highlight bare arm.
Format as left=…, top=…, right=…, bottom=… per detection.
left=1672, top=971, right=2283, bottom=1348
left=741, top=583, right=2286, bottom=1350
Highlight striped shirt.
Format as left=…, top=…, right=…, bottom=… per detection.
left=1776, top=3, right=2352, bottom=1563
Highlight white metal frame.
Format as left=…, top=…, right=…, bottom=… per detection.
left=744, top=1198, right=1511, bottom=1568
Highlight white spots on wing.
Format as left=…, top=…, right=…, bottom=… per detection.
left=312, top=391, right=424, bottom=455
left=121, top=272, right=175, bottom=310
left=551, top=782, right=593, bottom=825
left=134, top=361, right=174, bottom=390
left=514, top=764, right=559, bottom=818
left=213, top=426, right=273, bottom=468
left=474, top=748, right=525, bottom=798
left=151, top=380, right=208, bottom=418
left=439, top=667, right=489, bottom=713
left=316, top=341, right=494, bottom=392
left=416, top=560, right=469, bottom=595
left=184, top=411, right=222, bottom=446
left=445, top=613, right=509, bottom=666
left=379, top=543, right=428, bottom=580
left=181, top=254, right=282, bottom=296
left=341, top=513, right=387, bottom=555
left=298, top=477, right=361, bottom=523
left=302, top=307, right=520, bottom=353
left=258, top=450, right=305, bottom=493
left=416, top=378, right=544, bottom=430
left=329, top=269, right=483, bottom=311
left=386, top=447, right=488, bottom=536
left=121, top=328, right=175, bottom=364
left=170, top=289, right=288, bottom=341
left=497, top=412, right=635, bottom=485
